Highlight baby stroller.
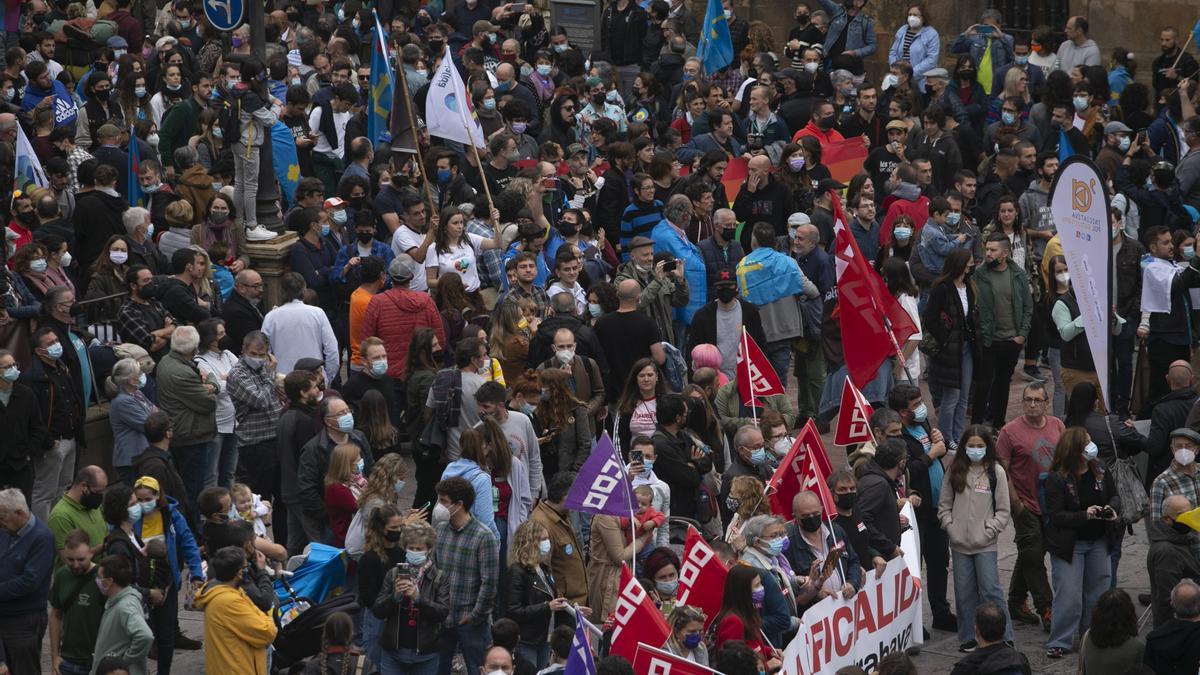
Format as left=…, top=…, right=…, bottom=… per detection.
left=272, top=544, right=360, bottom=673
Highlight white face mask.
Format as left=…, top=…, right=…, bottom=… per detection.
left=556, top=348, right=574, bottom=364
left=1055, top=272, right=1070, bottom=285
left=907, top=14, right=922, bottom=29
left=432, top=502, right=455, bottom=525
left=1176, top=448, right=1197, bottom=467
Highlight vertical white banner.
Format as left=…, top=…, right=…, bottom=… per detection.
left=1050, top=159, right=1112, bottom=405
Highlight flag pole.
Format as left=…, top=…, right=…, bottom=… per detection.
left=464, top=122, right=496, bottom=217
left=741, top=327, right=758, bottom=427
left=386, top=18, right=436, bottom=220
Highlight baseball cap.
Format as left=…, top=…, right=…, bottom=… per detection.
left=473, top=20, right=499, bottom=34
left=567, top=143, right=588, bottom=157
left=886, top=119, right=908, bottom=132
left=389, top=252, right=419, bottom=283
left=323, top=197, right=346, bottom=210
left=923, top=67, right=950, bottom=80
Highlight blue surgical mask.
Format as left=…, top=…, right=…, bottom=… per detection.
left=537, top=64, right=551, bottom=76
left=320, top=223, right=332, bottom=237
left=1186, top=246, right=1197, bottom=260
left=1118, top=136, right=1131, bottom=152
left=642, top=459, right=654, bottom=474
left=893, top=226, right=913, bottom=242
left=749, top=447, right=768, bottom=465
left=394, top=480, right=406, bottom=496
left=683, top=633, right=703, bottom=649
left=29, top=259, right=47, bottom=273
left=656, top=579, right=679, bottom=596
left=539, top=539, right=552, bottom=556
left=371, top=359, right=389, bottom=376
left=765, top=536, right=787, bottom=556
left=47, top=342, right=64, bottom=359
left=146, top=223, right=155, bottom=238
left=1015, top=55, right=1029, bottom=65
left=436, top=168, right=452, bottom=183
left=553, top=43, right=568, bottom=53
left=912, top=402, right=928, bottom=423
left=127, top=503, right=143, bottom=522
left=2, top=366, right=19, bottom=382
left=139, top=499, right=156, bottom=514
left=135, top=86, right=147, bottom=98
left=483, top=98, right=496, bottom=110
left=337, top=412, right=355, bottom=432
left=354, top=457, right=365, bottom=474
left=1083, top=441, right=1099, bottom=461
left=137, top=373, right=147, bottom=389
left=946, top=212, right=961, bottom=226
left=1001, top=112, right=1016, bottom=126
left=406, top=549, right=428, bottom=566
left=965, top=445, right=987, bottom=462
left=332, top=210, right=348, bottom=225
left=588, top=302, right=602, bottom=318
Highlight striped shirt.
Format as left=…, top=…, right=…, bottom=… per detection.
left=902, top=28, right=918, bottom=61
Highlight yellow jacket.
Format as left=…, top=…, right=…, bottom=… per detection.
left=194, top=581, right=278, bottom=675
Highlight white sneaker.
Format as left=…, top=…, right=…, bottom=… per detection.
left=245, top=225, right=277, bottom=242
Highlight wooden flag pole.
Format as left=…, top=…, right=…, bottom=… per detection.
left=388, top=35, right=436, bottom=219
left=464, top=122, right=496, bottom=216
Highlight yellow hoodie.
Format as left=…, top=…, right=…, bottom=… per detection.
left=194, top=581, right=278, bottom=674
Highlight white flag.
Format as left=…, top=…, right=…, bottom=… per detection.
left=14, top=124, right=48, bottom=191
left=425, top=45, right=486, bottom=149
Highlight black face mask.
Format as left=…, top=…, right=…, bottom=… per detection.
left=80, top=489, right=104, bottom=510
left=836, top=492, right=856, bottom=511
left=720, top=227, right=737, bottom=241
left=92, top=88, right=110, bottom=101
left=798, top=515, right=822, bottom=533
left=558, top=220, right=578, bottom=237
left=16, top=210, right=36, bottom=225
left=429, top=40, right=445, bottom=52
left=817, top=115, right=835, bottom=130
left=795, top=13, right=809, bottom=25
left=356, top=231, right=374, bottom=244
left=384, top=530, right=403, bottom=542
left=1173, top=521, right=1193, bottom=536
left=591, top=93, right=606, bottom=107
left=716, top=286, right=737, bottom=303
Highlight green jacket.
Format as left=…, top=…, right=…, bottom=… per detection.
left=159, top=98, right=204, bottom=172
left=156, top=350, right=217, bottom=445
left=973, top=261, right=1032, bottom=347
left=714, top=379, right=796, bottom=436
left=614, top=261, right=689, bottom=346
left=91, top=585, right=154, bottom=675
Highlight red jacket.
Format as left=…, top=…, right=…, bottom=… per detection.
left=360, top=287, right=446, bottom=379
left=715, top=614, right=772, bottom=660
left=792, top=121, right=845, bottom=145
left=879, top=195, right=930, bottom=248
left=104, top=9, right=142, bottom=54
left=323, top=483, right=357, bottom=547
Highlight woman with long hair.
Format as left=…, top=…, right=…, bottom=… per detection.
left=406, top=327, right=442, bottom=509
left=986, top=68, right=1032, bottom=126
left=36, top=235, right=74, bottom=295
left=191, top=107, right=225, bottom=171
left=938, top=424, right=1012, bottom=651
left=506, top=519, right=570, bottom=669
left=670, top=88, right=706, bottom=144
left=662, top=605, right=709, bottom=665
left=191, top=193, right=249, bottom=274
left=723, top=475, right=772, bottom=546
left=425, top=206, right=501, bottom=295
left=229, top=58, right=277, bottom=234
left=682, top=383, right=724, bottom=466
left=712, top=565, right=775, bottom=661
left=323, top=443, right=363, bottom=547
left=1079, top=588, right=1144, bottom=674
left=586, top=282, right=617, bottom=327
left=358, top=389, right=402, bottom=456
left=1043, top=426, right=1122, bottom=659
left=195, top=318, right=238, bottom=489
left=84, top=235, right=131, bottom=325
left=587, top=509, right=655, bottom=625
left=776, top=142, right=816, bottom=214
left=951, top=54, right=987, bottom=136
left=536, top=367, right=592, bottom=477
left=617, top=358, right=667, bottom=454
left=12, top=242, right=54, bottom=300
left=118, top=70, right=152, bottom=123
left=922, top=247, right=975, bottom=445
left=372, top=520, right=447, bottom=675
left=186, top=245, right=223, bottom=318
left=304, top=611, right=373, bottom=674
left=881, top=256, right=922, bottom=383
left=880, top=213, right=917, bottom=263
left=440, top=428, right=500, bottom=538
left=981, top=194, right=1028, bottom=270
left=1045, top=254, right=1070, bottom=418
left=149, top=63, right=188, bottom=127
left=436, top=271, right=486, bottom=337
left=357, top=504, right=406, bottom=665
left=478, top=415, right=532, bottom=566
left=490, top=301, right=533, bottom=384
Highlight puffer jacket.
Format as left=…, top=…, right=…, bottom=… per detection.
left=373, top=563, right=449, bottom=654
left=155, top=349, right=217, bottom=445
left=937, top=462, right=1011, bottom=555
left=360, top=287, right=446, bottom=380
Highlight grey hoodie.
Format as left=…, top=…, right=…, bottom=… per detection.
left=1018, top=179, right=1054, bottom=260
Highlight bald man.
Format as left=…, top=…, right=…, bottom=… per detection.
left=594, top=277, right=666, bottom=402
left=0, top=112, right=17, bottom=143
left=785, top=489, right=861, bottom=598
left=1146, top=578, right=1200, bottom=673
left=481, top=646, right=514, bottom=675
left=733, top=154, right=795, bottom=250
left=223, top=269, right=265, bottom=355
left=1148, top=494, right=1200, bottom=627
left=1146, top=361, right=1200, bottom=487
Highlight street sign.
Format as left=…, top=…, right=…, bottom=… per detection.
left=204, top=0, right=244, bottom=31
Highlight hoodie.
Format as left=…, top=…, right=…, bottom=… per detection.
left=441, top=458, right=501, bottom=540
left=1144, top=617, right=1200, bottom=675
left=91, top=585, right=154, bottom=675
left=1148, top=518, right=1200, bottom=628
left=194, top=582, right=277, bottom=675
left=948, top=643, right=1031, bottom=675
left=1017, top=179, right=1053, bottom=260
left=175, top=165, right=216, bottom=225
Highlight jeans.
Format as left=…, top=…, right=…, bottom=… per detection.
left=206, top=432, right=239, bottom=490
left=1047, top=347, right=1065, bottom=419
left=672, top=320, right=689, bottom=353
left=972, top=338, right=1022, bottom=429
left=951, top=550, right=1011, bottom=643
left=819, top=361, right=892, bottom=421
left=792, top=338, right=825, bottom=421
left=362, top=608, right=385, bottom=665
left=58, top=659, right=90, bottom=675
left=516, top=643, right=551, bottom=670
left=171, top=441, right=211, bottom=506
left=149, top=582, right=179, bottom=675
left=1048, top=538, right=1111, bottom=650
left=935, top=348, right=972, bottom=448
left=233, top=141, right=262, bottom=228
left=32, top=437, right=75, bottom=522
left=0, top=611, right=47, bottom=675
left=381, top=647, right=439, bottom=675
left=615, top=64, right=640, bottom=101
left=437, top=622, right=491, bottom=675
left=1008, top=508, right=1054, bottom=612
left=765, top=339, right=793, bottom=391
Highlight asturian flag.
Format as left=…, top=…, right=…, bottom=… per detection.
left=367, top=12, right=394, bottom=146
left=14, top=124, right=47, bottom=192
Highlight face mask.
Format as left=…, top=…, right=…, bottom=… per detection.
left=521, top=402, right=536, bottom=416
left=480, top=357, right=492, bottom=375
left=606, top=90, right=623, bottom=104
left=483, top=98, right=496, bottom=111
left=535, top=64, right=552, bottom=77
left=656, top=579, right=679, bottom=596
left=290, top=76, right=301, bottom=86
left=532, top=538, right=551, bottom=557
left=432, top=502, right=453, bottom=525
left=46, top=342, right=64, bottom=359
left=1082, top=441, right=1099, bottom=461
left=406, top=549, right=428, bottom=565
left=882, top=74, right=899, bottom=90
left=384, top=529, right=403, bottom=543
left=1001, top=111, right=1017, bottom=126
left=127, top=503, right=143, bottom=522
left=1176, top=448, right=1197, bottom=466
left=749, top=447, right=768, bottom=465
left=110, top=250, right=128, bottom=265
left=725, top=496, right=740, bottom=512
left=337, top=412, right=355, bottom=432
left=143, top=181, right=161, bottom=194
left=1118, top=136, right=1131, bottom=152
left=1187, top=246, right=1198, bottom=260
left=716, top=286, right=738, bottom=303
left=366, top=357, right=389, bottom=377
left=81, top=489, right=104, bottom=510
left=1055, top=272, right=1070, bottom=285
left=751, top=587, right=765, bottom=608
left=29, top=259, right=47, bottom=273
left=803, top=62, right=819, bottom=74
left=907, top=15, right=922, bottom=29
left=2, top=366, right=20, bottom=382
left=912, top=402, right=928, bottom=423
left=893, top=226, right=912, bottom=242
left=95, top=576, right=111, bottom=594
left=332, top=210, right=349, bottom=225
left=765, top=536, right=787, bottom=556
left=354, top=457, right=365, bottom=474
left=436, top=168, right=452, bottom=183
left=137, top=373, right=147, bottom=389
left=135, top=86, right=147, bottom=98
left=506, top=150, right=520, bottom=163
left=320, top=224, right=332, bottom=237
left=788, top=156, right=806, bottom=172
left=965, top=445, right=987, bottom=462
left=57, top=250, right=72, bottom=268
left=1073, top=96, right=1090, bottom=112
left=1112, top=224, right=1120, bottom=240
left=1015, top=55, right=1029, bottom=65
left=430, top=40, right=446, bottom=52
left=511, top=121, right=528, bottom=135
left=356, top=231, right=374, bottom=245
left=1174, top=521, right=1194, bottom=535
left=244, top=356, right=264, bottom=370
left=556, top=349, right=574, bottom=364
left=835, top=492, right=856, bottom=511
left=683, top=632, right=703, bottom=649
left=588, top=302, right=602, bottom=318
left=798, top=515, right=822, bottom=533
left=946, top=212, right=961, bottom=226
left=773, top=437, right=793, bottom=458
left=93, top=88, right=110, bottom=102
left=139, top=499, right=156, bottom=515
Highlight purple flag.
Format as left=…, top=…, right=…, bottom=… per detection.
left=564, top=607, right=596, bottom=675
left=564, top=434, right=634, bottom=517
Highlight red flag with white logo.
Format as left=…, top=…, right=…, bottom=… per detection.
left=736, top=328, right=784, bottom=407
left=768, top=419, right=834, bottom=518
left=633, top=642, right=723, bottom=675
left=834, top=377, right=875, bottom=446
left=609, top=564, right=671, bottom=662
left=831, top=191, right=918, bottom=389
left=676, top=526, right=728, bottom=628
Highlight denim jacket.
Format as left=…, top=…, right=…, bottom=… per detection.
left=949, top=32, right=1015, bottom=86
left=819, top=0, right=877, bottom=59
left=888, top=25, right=941, bottom=92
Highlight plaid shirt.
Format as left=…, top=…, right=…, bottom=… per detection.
left=711, top=67, right=746, bottom=101
left=1150, top=463, right=1200, bottom=559
left=465, top=218, right=504, bottom=290
left=497, top=283, right=551, bottom=318
left=116, top=299, right=172, bottom=352
left=433, top=516, right=498, bottom=624
left=65, top=146, right=94, bottom=194
left=225, top=359, right=284, bottom=445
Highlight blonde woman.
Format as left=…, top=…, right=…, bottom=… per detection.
left=724, top=475, right=772, bottom=548
left=491, top=301, right=534, bottom=384
left=323, top=443, right=362, bottom=547
left=186, top=245, right=223, bottom=318
left=506, top=520, right=571, bottom=669
left=662, top=605, right=709, bottom=666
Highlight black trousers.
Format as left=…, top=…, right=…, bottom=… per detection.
left=236, top=439, right=278, bottom=504
left=0, top=610, right=47, bottom=675
left=1146, top=340, right=1191, bottom=405
left=972, top=338, right=1023, bottom=430
left=918, top=513, right=952, bottom=619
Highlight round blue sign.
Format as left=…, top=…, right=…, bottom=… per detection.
left=204, top=0, right=244, bottom=31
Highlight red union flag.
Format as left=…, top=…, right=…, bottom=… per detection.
left=830, top=191, right=917, bottom=389
left=737, top=328, right=784, bottom=407
left=633, top=642, right=723, bottom=675
left=770, top=419, right=834, bottom=518
left=676, top=527, right=728, bottom=628
left=609, top=564, right=671, bottom=662
left=834, top=378, right=875, bottom=446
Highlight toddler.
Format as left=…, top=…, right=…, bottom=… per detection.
left=231, top=482, right=272, bottom=541
left=622, top=485, right=666, bottom=556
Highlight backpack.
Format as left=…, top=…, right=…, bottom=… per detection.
left=217, top=96, right=241, bottom=146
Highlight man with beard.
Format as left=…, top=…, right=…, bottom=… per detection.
left=48, top=530, right=107, bottom=675
left=1153, top=26, right=1200, bottom=95
left=46, top=466, right=108, bottom=566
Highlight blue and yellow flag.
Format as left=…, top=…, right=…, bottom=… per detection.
left=368, top=13, right=393, bottom=146
left=128, top=125, right=145, bottom=207
left=697, top=0, right=733, bottom=76
left=14, top=125, right=47, bottom=192
left=271, top=121, right=301, bottom=209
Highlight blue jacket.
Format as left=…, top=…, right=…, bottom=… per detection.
left=888, top=25, right=940, bottom=93
left=995, top=62, right=1045, bottom=100
left=676, top=132, right=745, bottom=165
left=133, top=496, right=204, bottom=587
left=289, top=234, right=340, bottom=296
left=751, top=565, right=792, bottom=648
left=1149, top=110, right=1186, bottom=165
left=649, top=219, right=707, bottom=325
left=330, top=240, right=395, bottom=285
left=440, top=459, right=500, bottom=540
left=0, top=514, right=55, bottom=614
left=949, top=31, right=1015, bottom=93
left=819, top=0, right=877, bottom=59
left=501, top=242, right=550, bottom=290
left=917, top=219, right=969, bottom=275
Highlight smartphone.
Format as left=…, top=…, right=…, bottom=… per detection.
left=1137, top=130, right=1149, bottom=145
left=396, top=562, right=411, bottom=579
left=511, top=2, right=527, bottom=11
left=976, top=24, right=994, bottom=35
left=631, top=449, right=644, bottom=464
left=663, top=260, right=678, bottom=272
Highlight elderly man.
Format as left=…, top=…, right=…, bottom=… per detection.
left=614, top=235, right=690, bottom=348
left=157, top=325, right=218, bottom=504
left=1144, top=578, right=1200, bottom=673
left=1151, top=428, right=1200, bottom=555
left=121, top=206, right=167, bottom=274
left=718, top=425, right=772, bottom=525
left=786, top=490, right=861, bottom=599
left=1148, top=495, right=1200, bottom=628
left=0, top=488, right=56, bottom=675
left=733, top=155, right=795, bottom=250
left=222, top=270, right=265, bottom=356
left=698, top=208, right=745, bottom=298
left=649, top=195, right=707, bottom=346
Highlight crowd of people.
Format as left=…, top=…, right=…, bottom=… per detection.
left=4, top=0, right=1200, bottom=674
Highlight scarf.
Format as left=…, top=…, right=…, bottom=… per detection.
left=530, top=72, right=555, bottom=100
left=892, top=180, right=921, bottom=202
left=201, top=217, right=237, bottom=261
left=23, top=265, right=74, bottom=296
